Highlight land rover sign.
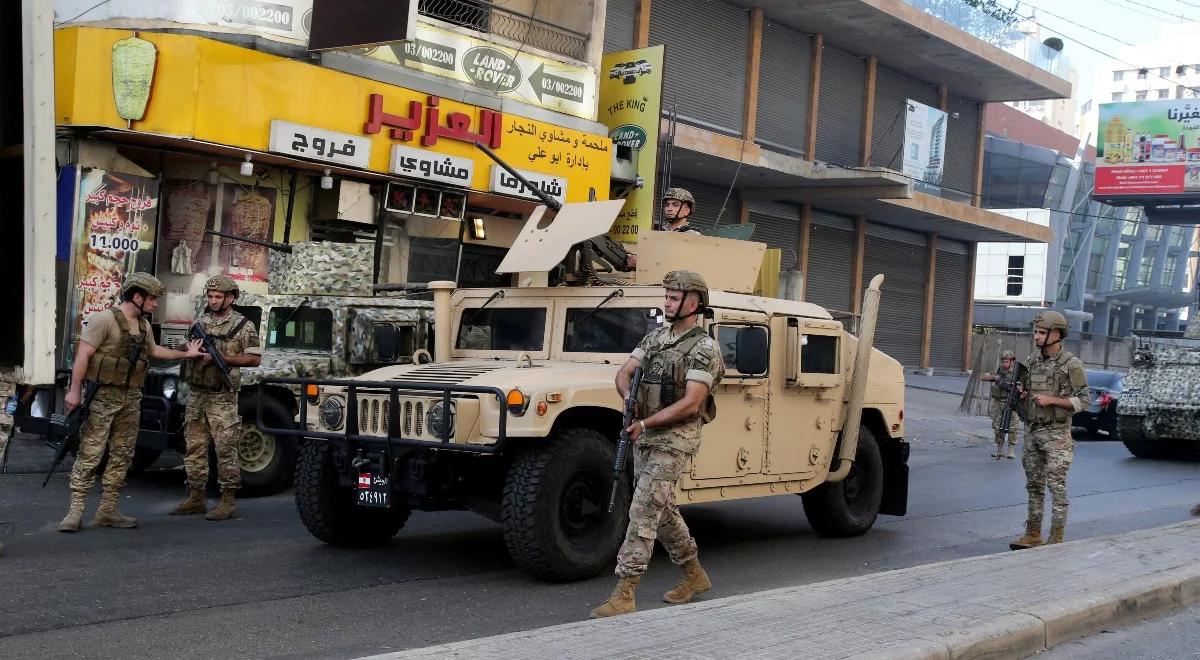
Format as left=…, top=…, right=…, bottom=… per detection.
left=463, top=47, right=522, bottom=93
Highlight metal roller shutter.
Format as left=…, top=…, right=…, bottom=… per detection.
left=870, top=65, right=938, bottom=170
left=747, top=200, right=801, bottom=260
left=604, top=0, right=636, bottom=53
left=805, top=211, right=855, bottom=313
left=664, top=177, right=737, bottom=230
left=931, top=239, right=970, bottom=370
left=864, top=224, right=926, bottom=367
left=650, top=0, right=748, bottom=136
left=756, top=21, right=811, bottom=156
left=815, top=44, right=864, bottom=167
left=943, top=94, right=980, bottom=200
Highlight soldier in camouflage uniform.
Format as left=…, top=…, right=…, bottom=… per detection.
left=59, top=273, right=204, bottom=532
left=170, top=275, right=261, bottom=521
left=980, top=350, right=1020, bottom=459
left=1009, top=311, right=1090, bottom=550
left=626, top=189, right=701, bottom=269
left=591, top=270, right=725, bottom=619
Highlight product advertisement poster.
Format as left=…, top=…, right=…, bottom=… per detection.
left=599, top=46, right=665, bottom=243
left=1096, top=99, right=1200, bottom=198
left=69, top=169, right=159, bottom=341
left=902, top=99, right=948, bottom=186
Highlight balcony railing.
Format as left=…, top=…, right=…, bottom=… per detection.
left=903, top=0, right=1069, bottom=78
left=418, top=0, right=589, bottom=62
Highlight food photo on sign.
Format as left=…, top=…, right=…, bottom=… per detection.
left=159, top=178, right=277, bottom=285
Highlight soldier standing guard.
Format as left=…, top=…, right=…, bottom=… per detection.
left=170, top=275, right=261, bottom=520
left=59, top=273, right=204, bottom=532
left=1009, top=311, right=1090, bottom=550
left=979, top=350, right=1020, bottom=460
left=591, top=270, right=725, bottom=619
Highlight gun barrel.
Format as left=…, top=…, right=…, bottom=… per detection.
left=473, top=142, right=563, bottom=211
left=205, top=229, right=293, bottom=253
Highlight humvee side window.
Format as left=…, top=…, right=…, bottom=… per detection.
left=802, top=335, right=839, bottom=374
left=267, top=307, right=334, bottom=351
left=564, top=308, right=660, bottom=353
left=457, top=308, right=546, bottom=351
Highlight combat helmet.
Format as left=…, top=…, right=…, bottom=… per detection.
left=1032, top=310, right=1069, bottom=339
left=121, top=272, right=164, bottom=299
left=205, top=274, right=240, bottom=298
left=661, top=187, right=695, bottom=210
left=1000, top=350, right=1016, bottom=360
left=663, top=269, right=709, bottom=307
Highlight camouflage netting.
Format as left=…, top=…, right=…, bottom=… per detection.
left=269, top=242, right=373, bottom=296
left=1117, top=336, right=1200, bottom=441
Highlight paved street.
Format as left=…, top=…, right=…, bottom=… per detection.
left=1, top=386, right=1197, bottom=659
left=1043, top=601, right=1200, bottom=659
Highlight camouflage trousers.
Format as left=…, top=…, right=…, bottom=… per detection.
left=69, top=385, right=141, bottom=494
left=1022, top=424, right=1074, bottom=528
left=615, top=445, right=699, bottom=578
left=990, top=400, right=1019, bottom=449
left=183, top=391, right=241, bottom=491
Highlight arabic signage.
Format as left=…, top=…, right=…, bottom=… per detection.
left=390, top=145, right=475, bottom=186
left=599, top=46, right=665, bottom=242
left=69, top=169, right=159, bottom=340
left=361, top=20, right=597, bottom=120
left=269, top=119, right=372, bottom=168
left=1095, top=100, right=1200, bottom=198
left=490, top=166, right=567, bottom=206
left=57, top=29, right=611, bottom=202
left=55, top=0, right=313, bottom=45
left=902, top=99, right=948, bottom=187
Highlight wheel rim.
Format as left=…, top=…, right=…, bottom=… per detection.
left=842, top=463, right=862, bottom=505
left=559, top=470, right=605, bottom=546
left=239, top=424, right=277, bottom=473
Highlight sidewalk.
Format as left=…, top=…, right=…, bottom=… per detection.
left=905, top=372, right=970, bottom=396
left=368, top=520, right=1200, bottom=660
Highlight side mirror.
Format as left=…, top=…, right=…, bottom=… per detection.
left=735, top=326, right=769, bottom=376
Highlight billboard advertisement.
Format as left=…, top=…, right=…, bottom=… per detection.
left=1095, top=99, right=1200, bottom=198
left=902, top=99, right=948, bottom=186
left=599, top=46, right=665, bottom=242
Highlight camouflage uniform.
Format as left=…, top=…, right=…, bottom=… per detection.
left=1019, top=347, right=1089, bottom=535
left=989, top=362, right=1020, bottom=458
left=182, top=308, right=260, bottom=491
left=615, top=323, right=724, bottom=577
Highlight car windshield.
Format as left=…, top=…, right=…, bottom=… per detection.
left=456, top=307, right=546, bottom=351
left=563, top=307, right=661, bottom=353
left=1086, top=371, right=1124, bottom=390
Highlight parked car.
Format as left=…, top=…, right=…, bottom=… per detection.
left=1072, top=369, right=1126, bottom=437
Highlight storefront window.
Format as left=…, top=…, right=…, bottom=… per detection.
left=1136, top=255, right=1154, bottom=287
left=1087, top=237, right=1108, bottom=290
left=1113, top=244, right=1130, bottom=289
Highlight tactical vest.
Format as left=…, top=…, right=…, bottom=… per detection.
left=184, top=312, right=250, bottom=391
left=991, top=367, right=1012, bottom=400
left=1026, top=351, right=1075, bottom=428
left=84, top=308, right=151, bottom=388
left=637, top=325, right=717, bottom=424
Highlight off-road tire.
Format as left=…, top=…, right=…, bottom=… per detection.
left=501, top=428, right=629, bottom=582
left=294, top=440, right=411, bottom=546
left=235, top=396, right=298, bottom=497
left=1119, top=415, right=1160, bottom=459
left=802, top=425, right=884, bottom=537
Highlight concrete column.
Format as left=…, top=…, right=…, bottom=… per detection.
left=798, top=204, right=812, bottom=300
left=1117, top=304, right=1135, bottom=336
left=1091, top=302, right=1112, bottom=339
left=1127, top=222, right=1149, bottom=289
left=742, top=8, right=763, bottom=142
left=805, top=34, right=824, bottom=161
left=964, top=241, right=977, bottom=372
left=586, top=0, right=607, bottom=73
left=921, top=233, right=938, bottom=370
left=973, top=102, right=987, bottom=207
left=1152, top=234, right=1170, bottom=287
left=860, top=56, right=877, bottom=166
left=851, top=216, right=866, bottom=314
left=634, top=0, right=651, bottom=48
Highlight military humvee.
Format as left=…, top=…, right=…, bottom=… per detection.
left=1117, top=327, right=1200, bottom=459
left=138, top=241, right=434, bottom=495
left=261, top=201, right=909, bottom=581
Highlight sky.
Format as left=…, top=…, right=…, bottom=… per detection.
left=995, top=0, right=1199, bottom=102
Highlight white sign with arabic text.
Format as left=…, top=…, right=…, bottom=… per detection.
left=489, top=166, right=567, bottom=206
left=389, top=145, right=475, bottom=187
left=268, top=120, right=371, bottom=168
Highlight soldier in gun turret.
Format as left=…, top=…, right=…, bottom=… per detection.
left=591, top=270, right=725, bottom=619
left=171, top=274, right=261, bottom=521
left=979, top=350, right=1020, bottom=460
left=59, top=273, right=204, bottom=532
left=1009, top=311, right=1090, bottom=550
left=626, top=188, right=701, bottom=269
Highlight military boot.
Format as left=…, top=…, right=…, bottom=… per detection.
left=590, top=576, right=640, bottom=619
left=993, top=444, right=1003, bottom=460
left=93, top=491, right=138, bottom=528
left=1009, top=520, right=1043, bottom=550
left=205, top=489, right=237, bottom=521
left=663, top=558, right=711, bottom=604
left=1006, top=441, right=1017, bottom=459
left=1191, top=502, right=1200, bottom=517
left=170, top=489, right=207, bottom=516
left=58, top=491, right=88, bottom=533
left=1047, top=524, right=1065, bottom=544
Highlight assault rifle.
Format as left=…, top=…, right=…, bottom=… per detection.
left=608, top=367, right=643, bottom=514
left=204, top=229, right=293, bottom=253
left=997, top=362, right=1029, bottom=436
left=42, top=380, right=100, bottom=487
left=190, top=323, right=235, bottom=390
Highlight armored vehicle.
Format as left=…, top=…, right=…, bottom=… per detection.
left=261, top=199, right=910, bottom=581
left=138, top=241, right=433, bottom=495
left=1117, top=327, right=1200, bottom=459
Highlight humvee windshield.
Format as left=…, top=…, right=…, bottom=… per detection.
left=457, top=308, right=546, bottom=351
left=267, top=307, right=334, bottom=351
left=564, top=307, right=661, bottom=354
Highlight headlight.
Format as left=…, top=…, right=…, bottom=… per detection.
left=320, top=397, right=345, bottom=430
left=161, top=375, right=178, bottom=399
left=426, top=400, right=456, bottom=438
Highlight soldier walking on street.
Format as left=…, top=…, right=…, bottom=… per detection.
left=1009, top=311, right=1090, bottom=550
left=59, top=273, right=204, bottom=532
left=591, top=270, right=725, bottom=619
left=170, top=275, right=261, bottom=521
left=980, top=350, right=1020, bottom=460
